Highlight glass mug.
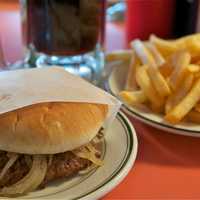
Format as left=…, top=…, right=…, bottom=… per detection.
left=20, top=0, right=106, bottom=84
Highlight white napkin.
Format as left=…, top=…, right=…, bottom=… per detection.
left=0, top=67, right=121, bottom=128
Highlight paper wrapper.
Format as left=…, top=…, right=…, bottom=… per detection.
left=0, top=67, right=121, bottom=128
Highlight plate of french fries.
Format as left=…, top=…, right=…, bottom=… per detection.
left=106, top=34, right=200, bottom=136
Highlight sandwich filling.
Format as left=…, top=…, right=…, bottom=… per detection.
left=0, top=129, right=104, bottom=196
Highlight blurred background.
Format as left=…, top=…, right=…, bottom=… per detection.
left=0, top=0, right=200, bottom=66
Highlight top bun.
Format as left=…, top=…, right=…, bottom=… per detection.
left=0, top=102, right=108, bottom=154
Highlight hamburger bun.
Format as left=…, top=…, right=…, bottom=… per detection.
left=0, top=102, right=108, bottom=154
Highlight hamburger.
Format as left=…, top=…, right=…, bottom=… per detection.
left=0, top=102, right=108, bottom=197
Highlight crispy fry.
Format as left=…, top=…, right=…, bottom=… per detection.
left=194, top=72, right=200, bottom=79
left=125, top=50, right=141, bottom=90
left=192, top=56, right=200, bottom=63
left=131, top=39, right=156, bottom=66
left=165, top=78, right=200, bottom=124
left=181, top=36, right=200, bottom=57
left=187, top=110, right=200, bottom=123
left=145, top=42, right=165, bottom=66
left=106, top=50, right=132, bottom=62
left=135, top=66, right=164, bottom=111
left=168, top=51, right=191, bottom=90
left=117, top=34, right=200, bottom=124
left=194, top=103, right=200, bottom=112
left=159, top=62, right=173, bottom=78
left=174, top=33, right=200, bottom=44
left=149, top=34, right=178, bottom=57
left=119, top=90, right=147, bottom=105
left=132, top=40, right=171, bottom=97
left=158, top=53, right=177, bottom=78
left=165, top=73, right=194, bottom=114
left=150, top=33, right=200, bottom=58
left=146, top=65, right=171, bottom=97
left=159, top=52, right=200, bottom=78
left=187, top=64, right=200, bottom=73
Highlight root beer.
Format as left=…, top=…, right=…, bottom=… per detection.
left=22, top=0, right=106, bottom=56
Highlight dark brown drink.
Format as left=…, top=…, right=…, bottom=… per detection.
left=22, top=0, right=106, bottom=56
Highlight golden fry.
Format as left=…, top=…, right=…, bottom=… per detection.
left=146, top=65, right=171, bottom=97
left=150, top=33, right=200, bottom=58
left=187, top=110, right=200, bottom=123
left=165, top=73, right=194, bottom=114
left=168, top=51, right=191, bottom=91
left=116, top=34, right=200, bottom=125
left=187, top=64, right=200, bottom=73
left=145, top=42, right=165, bottom=66
left=194, top=103, right=200, bottom=112
left=159, top=62, right=173, bottom=78
left=158, top=52, right=179, bottom=78
left=165, top=78, right=200, bottom=124
left=131, top=39, right=156, bottom=66
left=132, top=40, right=171, bottom=97
left=182, top=37, right=200, bottom=57
left=119, top=90, right=147, bottom=105
left=106, top=50, right=132, bottom=62
left=125, top=50, right=141, bottom=90
left=149, top=34, right=178, bottom=58
left=194, top=72, right=200, bottom=79
left=174, top=33, right=200, bottom=44
left=135, top=66, right=164, bottom=110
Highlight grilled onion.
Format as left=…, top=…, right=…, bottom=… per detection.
left=0, top=155, right=47, bottom=196
left=73, top=143, right=103, bottom=166
left=0, top=153, right=18, bottom=180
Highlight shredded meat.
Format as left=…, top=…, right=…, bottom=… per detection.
left=0, top=152, right=91, bottom=188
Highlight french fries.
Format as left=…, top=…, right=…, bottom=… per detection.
left=150, top=33, right=200, bottom=58
left=187, top=110, right=200, bottom=123
left=168, top=51, right=191, bottom=91
left=119, top=90, right=147, bottom=105
left=105, top=50, right=132, bottom=62
left=194, top=103, right=200, bottom=112
left=131, top=40, right=171, bottom=97
left=165, top=78, right=200, bottom=124
left=125, top=50, right=141, bottom=90
left=149, top=34, right=178, bottom=57
left=135, top=66, right=164, bottom=111
left=107, top=33, right=200, bottom=124
left=187, top=64, right=200, bottom=73
left=165, top=73, right=194, bottom=113
left=145, top=42, right=165, bottom=66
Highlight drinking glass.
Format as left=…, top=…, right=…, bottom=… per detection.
left=20, top=0, right=106, bottom=84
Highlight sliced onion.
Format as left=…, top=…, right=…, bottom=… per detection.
left=73, top=143, right=103, bottom=166
left=0, top=153, right=18, bottom=180
left=0, top=155, right=47, bottom=196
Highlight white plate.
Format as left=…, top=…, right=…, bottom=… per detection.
left=2, top=112, right=137, bottom=200
left=106, top=63, right=200, bottom=137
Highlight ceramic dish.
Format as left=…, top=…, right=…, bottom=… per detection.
left=106, top=63, right=200, bottom=137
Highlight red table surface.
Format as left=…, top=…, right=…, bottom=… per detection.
left=1, top=2, right=200, bottom=200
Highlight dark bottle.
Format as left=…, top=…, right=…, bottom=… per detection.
left=173, top=0, right=199, bottom=38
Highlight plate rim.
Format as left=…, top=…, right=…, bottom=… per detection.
left=106, top=68, right=200, bottom=136
left=80, top=111, right=138, bottom=200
